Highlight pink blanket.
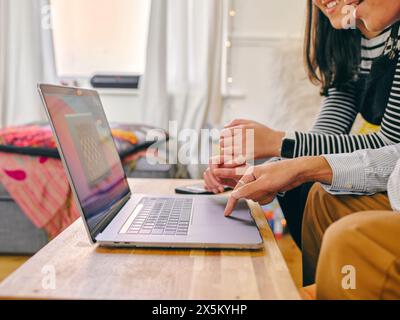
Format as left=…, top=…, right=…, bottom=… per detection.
left=0, top=152, right=80, bottom=238
left=0, top=150, right=148, bottom=239
left=0, top=123, right=151, bottom=239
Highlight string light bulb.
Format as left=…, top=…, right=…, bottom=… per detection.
left=226, top=3, right=236, bottom=87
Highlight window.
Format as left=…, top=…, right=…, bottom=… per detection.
left=50, top=0, right=151, bottom=78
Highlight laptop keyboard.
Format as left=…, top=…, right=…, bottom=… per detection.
left=125, top=198, right=193, bottom=236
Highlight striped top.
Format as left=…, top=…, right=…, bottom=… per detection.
left=292, top=27, right=400, bottom=157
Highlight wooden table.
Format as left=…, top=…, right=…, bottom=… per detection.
left=0, top=179, right=300, bottom=300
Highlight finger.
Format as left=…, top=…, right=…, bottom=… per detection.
left=231, top=179, right=262, bottom=202
left=224, top=191, right=240, bottom=217
left=214, top=168, right=243, bottom=180
left=220, top=139, right=246, bottom=155
left=203, top=171, right=213, bottom=191
left=224, top=119, right=249, bottom=128
left=217, top=160, right=244, bottom=169
left=208, top=157, right=224, bottom=184
left=209, top=154, right=244, bottom=167
left=220, top=125, right=244, bottom=139
left=219, top=148, right=234, bottom=162
left=204, top=171, right=218, bottom=193
left=210, top=173, right=226, bottom=194
left=209, top=155, right=223, bottom=166
left=221, top=146, right=245, bottom=158
left=205, top=170, right=224, bottom=193
left=221, top=156, right=247, bottom=168
left=220, top=128, right=234, bottom=138
left=209, top=156, right=244, bottom=176
left=209, top=156, right=223, bottom=175
left=220, top=136, right=233, bottom=148
left=208, top=167, right=226, bottom=193
left=224, top=172, right=256, bottom=217
left=220, top=128, right=248, bottom=159
left=214, top=168, right=244, bottom=180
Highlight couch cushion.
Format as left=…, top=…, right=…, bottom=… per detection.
left=0, top=200, right=48, bottom=254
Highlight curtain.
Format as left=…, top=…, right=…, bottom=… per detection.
left=140, top=0, right=224, bottom=178
left=0, top=0, right=57, bottom=128
left=140, top=0, right=224, bottom=131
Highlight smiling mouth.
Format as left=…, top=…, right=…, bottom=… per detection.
left=326, top=0, right=339, bottom=10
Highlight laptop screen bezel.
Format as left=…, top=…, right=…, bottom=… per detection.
left=38, top=83, right=132, bottom=243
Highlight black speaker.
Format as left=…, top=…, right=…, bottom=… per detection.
left=90, top=75, right=141, bottom=89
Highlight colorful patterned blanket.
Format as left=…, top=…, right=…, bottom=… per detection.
left=0, top=123, right=164, bottom=238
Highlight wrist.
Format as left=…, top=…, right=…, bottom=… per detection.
left=280, top=131, right=296, bottom=158
left=294, top=156, right=333, bottom=185
left=270, top=130, right=286, bottom=157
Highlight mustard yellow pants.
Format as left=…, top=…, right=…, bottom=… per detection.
left=302, top=184, right=400, bottom=299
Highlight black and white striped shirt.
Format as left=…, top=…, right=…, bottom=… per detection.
left=292, top=27, right=400, bottom=157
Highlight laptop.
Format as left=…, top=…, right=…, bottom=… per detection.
left=38, top=84, right=263, bottom=250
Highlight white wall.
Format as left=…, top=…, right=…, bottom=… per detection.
left=232, top=0, right=307, bottom=38
left=222, top=0, right=321, bottom=132
left=99, top=89, right=142, bottom=124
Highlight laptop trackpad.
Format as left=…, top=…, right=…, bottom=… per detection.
left=193, top=197, right=254, bottom=225
left=188, top=197, right=261, bottom=245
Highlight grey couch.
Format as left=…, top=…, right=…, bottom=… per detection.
left=0, top=184, right=48, bottom=254
left=0, top=157, right=178, bottom=255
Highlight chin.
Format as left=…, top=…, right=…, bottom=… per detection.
left=330, top=20, right=345, bottom=30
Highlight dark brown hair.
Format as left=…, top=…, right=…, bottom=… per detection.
left=304, top=0, right=361, bottom=95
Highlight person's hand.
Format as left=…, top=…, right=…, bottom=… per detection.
left=203, top=155, right=248, bottom=194
left=224, top=156, right=333, bottom=216
left=223, top=160, right=302, bottom=216
left=345, top=0, right=400, bottom=32
left=220, top=119, right=285, bottom=161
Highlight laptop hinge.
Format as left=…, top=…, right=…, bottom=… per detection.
left=91, top=192, right=131, bottom=240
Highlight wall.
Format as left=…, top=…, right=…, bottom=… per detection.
left=232, top=0, right=307, bottom=38
left=222, top=0, right=322, bottom=132
left=99, top=89, right=142, bottom=124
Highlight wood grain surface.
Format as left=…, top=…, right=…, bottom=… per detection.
left=0, top=179, right=300, bottom=300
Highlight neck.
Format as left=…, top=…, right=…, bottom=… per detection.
left=357, top=20, right=382, bottom=39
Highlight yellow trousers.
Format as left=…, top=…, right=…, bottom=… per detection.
left=302, top=184, right=400, bottom=299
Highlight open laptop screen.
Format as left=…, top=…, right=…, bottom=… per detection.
left=40, top=85, right=130, bottom=240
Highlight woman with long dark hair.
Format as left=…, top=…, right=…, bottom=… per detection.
left=204, top=0, right=400, bottom=248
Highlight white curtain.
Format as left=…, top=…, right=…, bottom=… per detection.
left=0, top=0, right=57, bottom=128
left=140, top=0, right=224, bottom=132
